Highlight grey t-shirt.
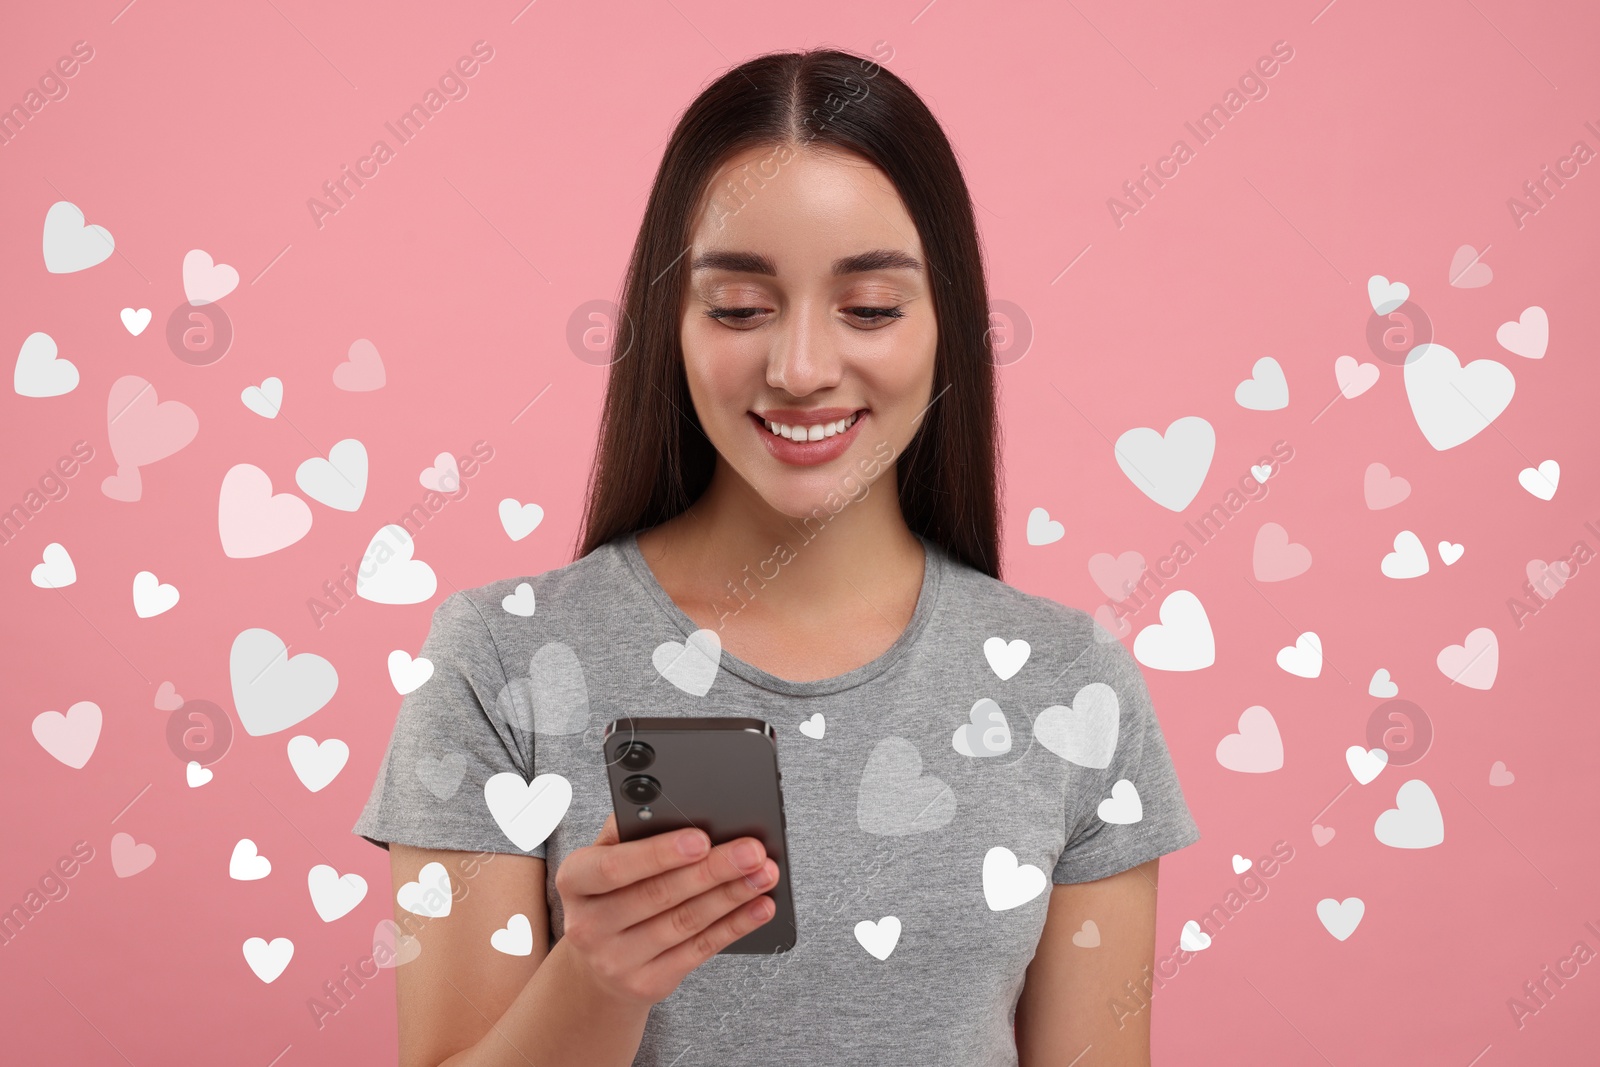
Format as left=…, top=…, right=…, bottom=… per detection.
left=352, top=530, right=1201, bottom=1066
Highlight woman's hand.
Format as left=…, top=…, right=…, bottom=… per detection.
left=553, top=813, right=781, bottom=1007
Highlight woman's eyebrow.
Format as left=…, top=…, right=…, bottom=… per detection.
left=689, top=249, right=924, bottom=276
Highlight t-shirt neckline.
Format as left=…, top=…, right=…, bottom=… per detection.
left=616, top=528, right=945, bottom=697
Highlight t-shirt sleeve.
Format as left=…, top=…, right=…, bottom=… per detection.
left=350, top=590, right=545, bottom=857
left=1051, top=617, right=1201, bottom=884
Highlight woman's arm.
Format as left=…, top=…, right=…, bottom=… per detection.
left=1014, top=858, right=1161, bottom=1067
left=388, top=844, right=652, bottom=1067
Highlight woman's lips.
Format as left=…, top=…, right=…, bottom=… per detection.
left=749, top=409, right=868, bottom=467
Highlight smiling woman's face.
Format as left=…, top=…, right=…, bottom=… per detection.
left=679, top=143, right=938, bottom=520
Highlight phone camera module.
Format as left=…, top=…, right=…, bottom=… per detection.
left=617, top=741, right=655, bottom=770
left=622, top=774, right=661, bottom=804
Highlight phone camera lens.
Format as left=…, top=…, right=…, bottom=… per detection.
left=617, top=741, right=654, bottom=770
left=622, top=775, right=661, bottom=804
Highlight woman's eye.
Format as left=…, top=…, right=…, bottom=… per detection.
left=702, top=305, right=905, bottom=329
left=846, top=306, right=906, bottom=326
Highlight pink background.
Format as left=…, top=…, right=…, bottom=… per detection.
left=5, top=0, right=1598, bottom=1063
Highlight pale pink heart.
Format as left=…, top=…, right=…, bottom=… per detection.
left=32, top=700, right=103, bottom=768
left=101, top=463, right=144, bottom=502
left=333, top=339, right=386, bottom=391
left=373, top=918, right=422, bottom=967
left=1215, top=705, right=1284, bottom=772
left=1087, top=550, right=1147, bottom=602
left=1488, top=760, right=1515, bottom=786
left=1092, top=603, right=1130, bottom=640
left=182, top=248, right=239, bottom=305
left=154, top=680, right=184, bottom=710
left=1525, top=558, right=1571, bottom=595
left=1437, top=627, right=1499, bottom=690
left=1447, top=244, right=1492, bottom=288
left=104, top=375, right=199, bottom=468
left=1333, top=355, right=1379, bottom=399
left=1312, top=824, right=1335, bottom=846
left=1363, top=462, right=1411, bottom=510
left=218, top=464, right=314, bottom=558
left=1252, top=522, right=1312, bottom=581
left=111, top=832, right=157, bottom=877
left=1495, top=307, right=1548, bottom=359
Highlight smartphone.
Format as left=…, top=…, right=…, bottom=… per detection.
left=601, top=715, right=796, bottom=954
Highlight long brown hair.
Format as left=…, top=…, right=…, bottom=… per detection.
left=573, top=46, right=1002, bottom=579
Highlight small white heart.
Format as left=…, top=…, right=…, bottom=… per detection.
left=1231, top=854, right=1252, bottom=874
left=120, top=307, right=152, bottom=336
left=1517, top=459, right=1559, bottom=501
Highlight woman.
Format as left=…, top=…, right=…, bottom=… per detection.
left=352, top=47, right=1200, bottom=1067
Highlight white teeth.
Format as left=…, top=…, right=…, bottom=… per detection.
left=763, top=411, right=860, bottom=441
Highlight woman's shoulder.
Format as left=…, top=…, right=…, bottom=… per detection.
left=937, top=550, right=1098, bottom=635
left=442, top=536, right=638, bottom=629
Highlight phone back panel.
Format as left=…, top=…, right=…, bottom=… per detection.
left=602, top=716, right=797, bottom=954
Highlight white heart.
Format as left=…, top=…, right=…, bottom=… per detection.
left=229, top=839, right=271, bottom=881
left=499, top=498, right=545, bottom=541
left=1034, top=683, right=1119, bottom=769
left=388, top=650, right=435, bottom=695
left=1517, top=459, right=1559, bottom=501
left=982, top=846, right=1047, bottom=911
left=652, top=629, right=722, bottom=696
left=397, top=861, right=454, bottom=917
left=1231, top=854, right=1252, bottom=874
left=854, top=915, right=902, bottom=960
left=229, top=627, right=339, bottom=737
left=1275, top=632, right=1322, bottom=679
left=491, top=913, right=534, bottom=956
left=1179, top=919, right=1211, bottom=952
left=1367, top=274, right=1409, bottom=315
left=132, top=570, right=180, bottom=618
left=1345, top=745, right=1389, bottom=785
left=501, top=582, right=537, bottom=617
left=241, top=377, right=284, bottom=418
left=42, top=201, right=114, bottom=274
left=484, top=772, right=572, bottom=852
left=1114, top=417, right=1216, bottom=512
left=798, top=713, right=826, bottom=739
left=1251, top=463, right=1273, bottom=483
left=1026, top=506, right=1064, bottom=546
left=1368, top=669, right=1398, bottom=698
left=1381, top=530, right=1430, bottom=579
left=983, top=637, right=1031, bottom=680
left=120, top=307, right=152, bottom=336
left=287, top=735, right=349, bottom=792
left=1234, top=356, right=1289, bottom=410
left=31, top=541, right=77, bottom=588
left=354, top=524, right=437, bottom=605
left=295, top=438, right=369, bottom=511
left=186, top=760, right=213, bottom=787
left=1374, top=779, right=1444, bottom=848
left=1096, top=779, right=1144, bottom=824
left=1316, top=896, right=1366, bottom=940
left=182, top=248, right=239, bottom=305
left=307, top=865, right=367, bottom=922
left=242, top=936, right=294, bottom=983
left=1403, top=342, right=1515, bottom=451
left=14, top=331, right=79, bottom=398
left=1438, top=541, right=1464, bottom=565
left=1133, top=590, right=1216, bottom=671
